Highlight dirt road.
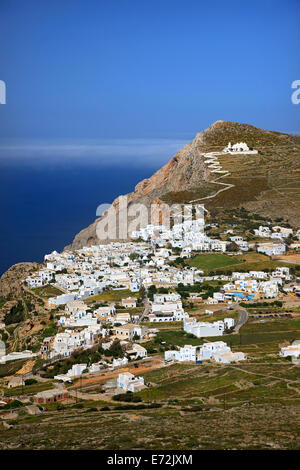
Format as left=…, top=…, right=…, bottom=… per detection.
left=70, top=356, right=164, bottom=390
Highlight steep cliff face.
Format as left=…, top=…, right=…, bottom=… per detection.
left=66, top=120, right=300, bottom=250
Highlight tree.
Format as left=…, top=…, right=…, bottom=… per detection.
left=147, top=284, right=157, bottom=301
left=129, top=253, right=139, bottom=261
left=139, top=285, right=146, bottom=299
left=24, top=378, right=38, bottom=386
left=109, top=339, right=124, bottom=357
left=4, top=301, right=25, bottom=325
left=157, top=287, right=168, bottom=294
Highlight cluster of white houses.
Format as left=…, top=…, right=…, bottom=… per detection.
left=254, top=225, right=294, bottom=240
left=251, top=224, right=300, bottom=255
left=148, top=292, right=189, bottom=322
left=40, top=288, right=237, bottom=362
left=41, top=322, right=148, bottom=362
left=25, top=240, right=294, bottom=310
left=41, top=324, right=105, bottom=359
left=131, top=219, right=229, bottom=252
left=24, top=214, right=300, bottom=309
left=19, top=216, right=300, bottom=377
left=23, top=237, right=296, bottom=366
left=53, top=347, right=146, bottom=382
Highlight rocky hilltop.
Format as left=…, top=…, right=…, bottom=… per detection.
left=0, top=262, right=39, bottom=298
left=66, top=120, right=300, bottom=250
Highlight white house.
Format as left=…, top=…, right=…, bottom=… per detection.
left=184, top=318, right=225, bottom=337
left=165, top=344, right=202, bottom=363
left=254, top=226, right=271, bottom=238
left=114, top=324, right=145, bottom=341
left=113, top=357, right=129, bottom=368
left=0, top=350, right=37, bottom=364
left=126, top=343, right=147, bottom=359
left=213, top=351, right=246, bottom=363
left=224, top=318, right=235, bottom=329
left=165, top=341, right=232, bottom=363
left=121, top=297, right=137, bottom=308
left=280, top=344, right=300, bottom=358
left=257, top=243, right=286, bottom=256
left=54, top=363, right=88, bottom=381
left=116, top=372, right=145, bottom=392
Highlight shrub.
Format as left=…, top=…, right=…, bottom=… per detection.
left=1, top=400, right=23, bottom=410
left=4, top=302, right=25, bottom=325
left=113, top=393, right=142, bottom=403
left=24, top=378, right=38, bottom=386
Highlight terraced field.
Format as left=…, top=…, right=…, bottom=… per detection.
left=0, top=401, right=299, bottom=449
left=187, top=252, right=299, bottom=274
left=162, top=126, right=300, bottom=226
left=187, top=253, right=239, bottom=270
left=32, top=285, right=64, bottom=299
left=1, top=317, right=300, bottom=450
left=84, top=289, right=139, bottom=303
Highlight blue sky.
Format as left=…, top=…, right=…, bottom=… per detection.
left=0, top=0, right=299, bottom=148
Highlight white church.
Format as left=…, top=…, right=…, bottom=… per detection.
left=223, top=142, right=258, bottom=154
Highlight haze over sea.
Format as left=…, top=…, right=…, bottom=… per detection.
left=0, top=138, right=189, bottom=275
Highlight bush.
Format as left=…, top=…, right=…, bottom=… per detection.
left=24, top=378, right=38, bottom=386
left=181, top=406, right=203, bottom=412
left=114, top=402, right=161, bottom=411
left=1, top=400, right=23, bottom=410
left=4, top=302, right=25, bottom=325
left=113, top=392, right=142, bottom=403
left=146, top=347, right=157, bottom=354
left=73, top=403, right=84, bottom=409
left=109, top=339, right=124, bottom=358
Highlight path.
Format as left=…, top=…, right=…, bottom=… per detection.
left=68, top=389, right=115, bottom=402
left=69, top=357, right=164, bottom=390
left=189, top=151, right=235, bottom=203
left=232, top=303, right=249, bottom=333
left=139, top=297, right=150, bottom=323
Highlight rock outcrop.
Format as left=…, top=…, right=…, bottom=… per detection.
left=0, top=262, right=39, bottom=298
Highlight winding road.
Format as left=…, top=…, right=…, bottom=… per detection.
left=231, top=303, right=249, bottom=333
left=189, top=151, right=235, bottom=204
left=139, top=297, right=150, bottom=323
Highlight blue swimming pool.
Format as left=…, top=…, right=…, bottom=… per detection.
left=232, top=292, right=255, bottom=300
left=232, top=292, right=244, bottom=297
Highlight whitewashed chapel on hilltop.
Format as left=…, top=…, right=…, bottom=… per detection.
left=223, top=142, right=258, bottom=154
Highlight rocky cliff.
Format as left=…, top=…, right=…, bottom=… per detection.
left=0, top=262, right=39, bottom=298
left=66, top=120, right=300, bottom=250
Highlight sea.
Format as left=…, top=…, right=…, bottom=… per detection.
left=0, top=160, right=157, bottom=276
left=0, top=137, right=191, bottom=276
